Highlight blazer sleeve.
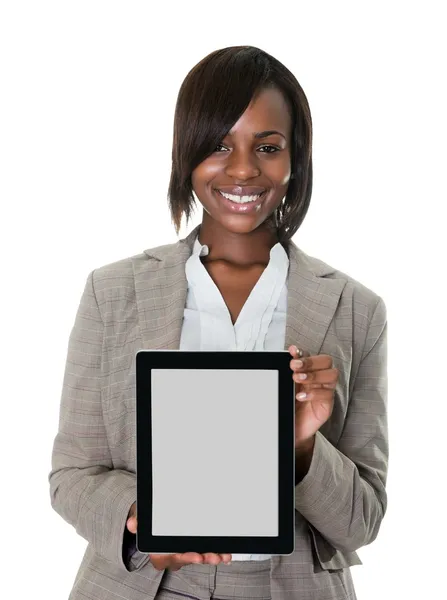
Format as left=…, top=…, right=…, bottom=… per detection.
left=48, top=270, right=151, bottom=573
left=295, top=296, right=388, bottom=554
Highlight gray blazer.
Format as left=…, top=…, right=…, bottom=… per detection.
left=49, top=224, right=388, bottom=600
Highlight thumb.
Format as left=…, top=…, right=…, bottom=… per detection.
left=127, top=516, right=137, bottom=534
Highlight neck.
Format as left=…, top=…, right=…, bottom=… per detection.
left=197, top=213, right=281, bottom=267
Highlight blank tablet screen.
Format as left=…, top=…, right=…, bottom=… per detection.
left=151, top=368, right=278, bottom=537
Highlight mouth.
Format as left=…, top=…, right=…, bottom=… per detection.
left=213, top=188, right=267, bottom=213
left=218, top=190, right=264, bottom=203
left=215, top=186, right=266, bottom=202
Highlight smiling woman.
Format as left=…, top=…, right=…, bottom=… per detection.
left=49, top=45, right=388, bottom=600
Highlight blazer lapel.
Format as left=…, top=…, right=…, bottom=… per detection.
left=133, top=228, right=194, bottom=351
left=134, top=224, right=347, bottom=357
left=283, top=242, right=347, bottom=356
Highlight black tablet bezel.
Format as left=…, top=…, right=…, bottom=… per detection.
left=135, top=350, right=295, bottom=555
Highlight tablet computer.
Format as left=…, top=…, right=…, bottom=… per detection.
left=135, top=350, right=295, bottom=555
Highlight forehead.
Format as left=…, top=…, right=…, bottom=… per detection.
left=228, top=87, right=292, bottom=136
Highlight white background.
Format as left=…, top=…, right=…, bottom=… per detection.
left=1, top=1, right=445, bottom=598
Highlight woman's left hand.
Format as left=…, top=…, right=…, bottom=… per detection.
left=288, top=345, right=339, bottom=448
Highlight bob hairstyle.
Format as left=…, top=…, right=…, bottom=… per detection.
left=167, top=45, right=313, bottom=244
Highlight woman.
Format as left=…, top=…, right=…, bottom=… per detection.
left=49, top=46, right=388, bottom=600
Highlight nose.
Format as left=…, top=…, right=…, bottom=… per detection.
left=224, top=148, right=261, bottom=180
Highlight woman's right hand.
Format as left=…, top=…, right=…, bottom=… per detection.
left=126, top=502, right=232, bottom=571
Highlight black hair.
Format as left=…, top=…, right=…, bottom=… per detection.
left=167, top=45, right=313, bottom=243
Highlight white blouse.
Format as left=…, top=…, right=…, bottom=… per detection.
left=179, top=235, right=289, bottom=561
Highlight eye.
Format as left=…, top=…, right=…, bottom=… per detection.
left=212, top=143, right=281, bottom=154
left=214, top=144, right=229, bottom=153
left=258, top=145, right=280, bottom=153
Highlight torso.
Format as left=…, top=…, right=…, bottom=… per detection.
left=201, top=259, right=267, bottom=325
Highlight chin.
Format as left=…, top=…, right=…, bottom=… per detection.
left=216, top=215, right=269, bottom=234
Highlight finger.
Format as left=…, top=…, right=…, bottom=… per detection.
left=149, top=553, right=180, bottom=571
left=220, top=553, right=232, bottom=564
left=126, top=517, right=137, bottom=534
left=293, top=367, right=338, bottom=385
left=296, top=388, right=335, bottom=403
left=203, top=553, right=222, bottom=565
left=302, top=382, right=337, bottom=390
left=291, top=354, right=333, bottom=372
left=167, top=552, right=204, bottom=570
left=288, top=345, right=310, bottom=359
left=177, top=552, right=204, bottom=564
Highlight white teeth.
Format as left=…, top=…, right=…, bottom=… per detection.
left=219, top=191, right=262, bottom=203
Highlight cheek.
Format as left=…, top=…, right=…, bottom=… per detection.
left=261, top=153, right=292, bottom=187
left=268, top=155, right=292, bottom=187
left=191, top=160, right=220, bottom=189
left=280, top=171, right=292, bottom=186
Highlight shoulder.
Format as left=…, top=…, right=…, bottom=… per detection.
left=291, top=243, right=387, bottom=325
left=87, top=238, right=183, bottom=298
left=89, top=253, right=141, bottom=296
left=291, top=245, right=387, bottom=371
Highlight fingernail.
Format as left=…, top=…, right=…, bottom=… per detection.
left=293, top=360, right=303, bottom=368
left=297, top=392, right=307, bottom=400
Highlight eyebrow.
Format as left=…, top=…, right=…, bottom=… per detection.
left=227, top=129, right=286, bottom=140
left=254, top=130, right=286, bottom=140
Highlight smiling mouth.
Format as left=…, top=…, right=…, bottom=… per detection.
left=215, top=190, right=266, bottom=204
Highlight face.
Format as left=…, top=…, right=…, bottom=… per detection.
left=191, top=87, right=293, bottom=235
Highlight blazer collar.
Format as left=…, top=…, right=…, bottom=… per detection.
left=134, top=224, right=347, bottom=355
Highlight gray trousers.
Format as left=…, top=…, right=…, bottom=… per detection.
left=155, top=558, right=272, bottom=600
